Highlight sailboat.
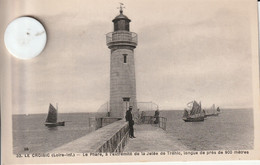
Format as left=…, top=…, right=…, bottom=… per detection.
left=182, top=100, right=205, bottom=122
left=205, top=104, right=220, bottom=117
left=45, top=103, right=65, bottom=127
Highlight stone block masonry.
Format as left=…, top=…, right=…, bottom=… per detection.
left=110, top=48, right=137, bottom=118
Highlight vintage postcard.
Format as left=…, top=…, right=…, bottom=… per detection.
left=1, top=0, right=260, bottom=164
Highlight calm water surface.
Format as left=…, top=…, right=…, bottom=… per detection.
left=156, top=109, right=254, bottom=150
left=13, top=109, right=253, bottom=153
left=13, top=113, right=103, bottom=154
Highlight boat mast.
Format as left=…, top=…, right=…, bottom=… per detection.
left=56, top=103, right=58, bottom=119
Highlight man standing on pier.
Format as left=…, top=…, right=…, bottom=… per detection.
left=125, top=106, right=136, bottom=138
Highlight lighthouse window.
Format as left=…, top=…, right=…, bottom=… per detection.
left=118, top=20, right=125, bottom=30
left=114, top=22, right=118, bottom=31
left=126, top=22, right=129, bottom=31
left=123, top=54, right=127, bottom=63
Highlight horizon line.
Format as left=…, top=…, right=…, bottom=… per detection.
left=12, top=107, right=253, bottom=115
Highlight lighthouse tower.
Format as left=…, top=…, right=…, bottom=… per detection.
left=106, top=6, right=138, bottom=118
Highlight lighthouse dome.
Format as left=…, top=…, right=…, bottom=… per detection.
left=112, top=10, right=131, bottom=31
left=113, top=13, right=130, bottom=21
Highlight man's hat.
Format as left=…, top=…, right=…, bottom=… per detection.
left=129, top=106, right=133, bottom=109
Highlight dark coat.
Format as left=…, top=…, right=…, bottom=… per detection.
left=125, top=110, right=134, bottom=125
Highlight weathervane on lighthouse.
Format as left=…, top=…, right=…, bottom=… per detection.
left=118, top=3, right=125, bottom=13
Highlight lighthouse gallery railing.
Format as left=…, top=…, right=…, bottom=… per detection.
left=106, top=31, right=138, bottom=45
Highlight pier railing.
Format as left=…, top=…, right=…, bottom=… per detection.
left=140, top=116, right=167, bottom=130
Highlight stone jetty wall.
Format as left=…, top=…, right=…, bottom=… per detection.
left=89, top=117, right=122, bottom=131
left=50, top=120, right=129, bottom=153
left=97, top=120, right=129, bottom=152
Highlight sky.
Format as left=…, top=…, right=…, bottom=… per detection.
left=6, top=0, right=256, bottom=114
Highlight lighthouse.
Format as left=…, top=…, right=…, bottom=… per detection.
left=106, top=5, right=138, bottom=118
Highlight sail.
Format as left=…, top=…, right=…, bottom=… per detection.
left=46, top=104, right=57, bottom=123
left=197, top=107, right=201, bottom=114
left=183, top=109, right=189, bottom=118
left=212, top=104, right=215, bottom=110
left=190, top=101, right=201, bottom=115
left=212, top=104, right=216, bottom=113
left=202, top=109, right=206, bottom=115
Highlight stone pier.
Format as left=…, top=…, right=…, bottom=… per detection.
left=50, top=121, right=187, bottom=153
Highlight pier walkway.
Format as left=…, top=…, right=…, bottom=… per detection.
left=50, top=121, right=187, bottom=153
left=124, top=124, right=187, bottom=152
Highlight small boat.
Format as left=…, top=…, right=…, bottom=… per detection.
left=45, top=103, right=65, bottom=127
left=183, top=101, right=205, bottom=122
left=205, top=113, right=219, bottom=117
left=205, top=104, right=220, bottom=117
left=183, top=116, right=205, bottom=122
left=217, top=107, right=220, bottom=113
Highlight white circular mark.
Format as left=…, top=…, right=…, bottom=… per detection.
left=4, top=17, right=47, bottom=59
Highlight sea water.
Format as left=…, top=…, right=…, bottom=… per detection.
left=158, top=109, right=254, bottom=151
left=12, top=109, right=253, bottom=154
left=12, top=113, right=104, bottom=154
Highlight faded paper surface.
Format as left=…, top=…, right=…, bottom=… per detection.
left=0, top=0, right=259, bottom=164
